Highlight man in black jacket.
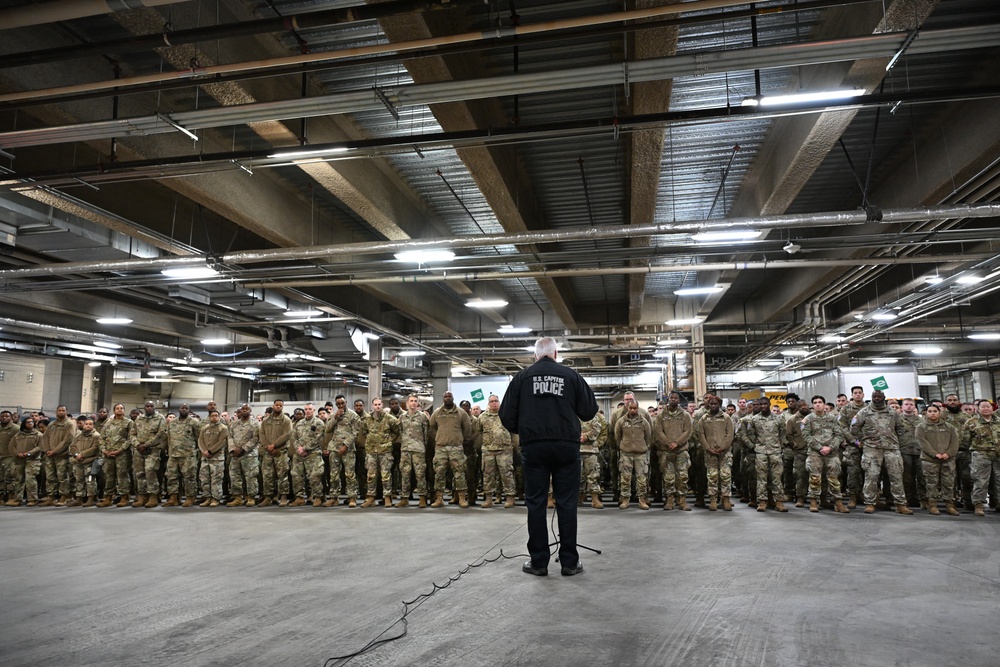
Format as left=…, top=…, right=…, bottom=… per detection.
left=500, top=337, right=598, bottom=577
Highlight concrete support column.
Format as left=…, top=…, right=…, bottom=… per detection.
left=692, top=324, right=707, bottom=401
left=40, top=358, right=84, bottom=414
left=971, top=371, right=994, bottom=401
left=367, top=339, right=383, bottom=403
left=93, top=364, right=115, bottom=411
left=431, top=360, right=451, bottom=408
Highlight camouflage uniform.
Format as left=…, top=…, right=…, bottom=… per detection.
left=963, top=414, right=1000, bottom=507
left=228, top=418, right=260, bottom=500
left=100, top=416, right=134, bottom=498
left=479, top=410, right=516, bottom=498
left=133, top=411, right=168, bottom=498
left=323, top=409, right=360, bottom=500
left=429, top=405, right=473, bottom=494
left=693, top=411, right=734, bottom=502
left=942, top=409, right=973, bottom=507
left=839, top=400, right=867, bottom=500
left=750, top=412, right=787, bottom=503
left=579, top=417, right=603, bottom=495
left=802, top=412, right=850, bottom=502
left=290, top=416, right=325, bottom=499
left=734, top=412, right=757, bottom=502
left=653, top=406, right=692, bottom=502
left=398, top=410, right=429, bottom=498
left=594, top=413, right=610, bottom=491
left=898, top=412, right=926, bottom=506
left=43, top=416, right=76, bottom=499
left=850, top=404, right=907, bottom=508
left=783, top=412, right=809, bottom=502
left=0, top=420, right=19, bottom=501
left=259, top=412, right=292, bottom=500
left=11, top=428, right=45, bottom=503
left=615, top=413, right=652, bottom=499
left=166, top=415, right=201, bottom=499
left=359, top=411, right=400, bottom=500
left=917, top=419, right=959, bottom=504
left=198, top=421, right=228, bottom=501
left=69, top=429, right=102, bottom=499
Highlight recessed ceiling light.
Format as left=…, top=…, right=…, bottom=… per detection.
left=969, top=332, right=1000, bottom=340
left=161, top=265, right=219, bottom=279
left=466, top=299, right=509, bottom=309
left=394, top=249, right=455, bottom=263
left=871, top=312, right=897, bottom=321
left=93, top=341, right=121, bottom=349
left=200, top=337, right=230, bottom=346
left=398, top=350, right=426, bottom=357
left=869, top=357, right=899, bottom=364
left=911, top=346, right=942, bottom=355
left=96, top=317, right=133, bottom=325
left=674, top=286, right=724, bottom=296
left=666, top=318, right=702, bottom=326
left=498, top=326, right=532, bottom=334
left=284, top=309, right=322, bottom=317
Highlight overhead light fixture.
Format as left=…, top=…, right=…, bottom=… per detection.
left=782, top=349, right=809, bottom=357
left=642, top=362, right=665, bottom=369
left=232, top=366, right=262, bottom=374
left=284, top=309, right=322, bottom=317
left=466, top=299, right=509, bottom=309
left=148, top=370, right=170, bottom=377
left=96, top=317, right=132, bottom=325
left=819, top=335, right=845, bottom=343
left=656, top=338, right=688, bottom=347
left=87, top=361, right=102, bottom=367
left=674, top=286, right=724, bottom=296
left=757, top=360, right=783, bottom=367
left=172, top=366, right=201, bottom=373
left=165, top=357, right=188, bottom=364
left=301, top=354, right=325, bottom=362
left=691, top=230, right=760, bottom=242
left=93, top=341, right=121, bottom=349
left=200, top=337, right=230, bottom=346
left=741, top=88, right=866, bottom=107
left=398, top=350, right=426, bottom=357
left=956, top=274, right=984, bottom=285
left=924, top=275, right=945, bottom=285
left=267, top=146, right=349, bottom=159
left=198, top=376, right=216, bottom=383
left=968, top=332, right=1000, bottom=340
left=666, top=318, right=702, bottom=326
left=871, top=312, right=897, bottom=321
left=274, top=352, right=300, bottom=360
left=394, top=249, right=455, bottom=263
left=870, top=357, right=899, bottom=364
left=189, top=356, right=202, bottom=363
left=362, top=332, right=381, bottom=340
left=161, top=265, right=219, bottom=279
left=498, top=325, right=532, bottom=334
left=911, top=346, right=942, bottom=355
left=652, top=350, right=673, bottom=358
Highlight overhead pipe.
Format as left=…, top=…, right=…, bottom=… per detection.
left=2, top=203, right=999, bottom=279
left=0, top=0, right=190, bottom=30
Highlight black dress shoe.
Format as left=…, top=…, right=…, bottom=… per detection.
left=561, top=563, right=584, bottom=576
left=522, top=561, right=548, bottom=576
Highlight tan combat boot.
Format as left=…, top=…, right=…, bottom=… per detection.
left=895, top=504, right=913, bottom=515
left=164, top=494, right=180, bottom=507
left=360, top=496, right=375, bottom=508
left=974, top=503, right=985, bottom=516
left=592, top=493, right=604, bottom=509
left=504, top=495, right=515, bottom=508
left=314, top=497, right=325, bottom=507
left=199, top=497, right=212, bottom=507
left=419, top=495, right=428, bottom=508
left=82, top=496, right=96, bottom=508
left=795, top=496, right=805, bottom=508
left=114, top=495, right=129, bottom=507
left=618, top=497, right=629, bottom=510
left=278, top=496, right=291, bottom=507
left=774, top=501, right=788, bottom=513
left=458, top=491, right=469, bottom=508
left=945, top=503, right=960, bottom=516
left=847, top=495, right=858, bottom=509
left=547, top=493, right=555, bottom=508
left=809, top=499, right=819, bottom=512
left=482, top=495, right=494, bottom=508
left=226, top=495, right=244, bottom=507
left=323, top=497, right=339, bottom=507
left=245, top=497, right=257, bottom=507
left=38, top=496, right=56, bottom=507
left=757, top=500, right=767, bottom=512
left=863, top=504, right=876, bottom=513
left=395, top=498, right=410, bottom=508
left=258, top=497, right=273, bottom=507
left=144, top=495, right=159, bottom=508
left=834, top=500, right=849, bottom=513
left=181, top=496, right=196, bottom=507
left=96, top=495, right=113, bottom=508
left=663, top=496, right=674, bottom=511
left=722, top=497, right=733, bottom=511
left=132, top=494, right=147, bottom=508
left=289, top=497, right=306, bottom=507
left=928, top=502, right=940, bottom=515
left=208, top=499, right=220, bottom=507
left=383, top=495, right=392, bottom=508
left=708, top=497, right=718, bottom=511
left=638, top=495, right=650, bottom=510
left=347, top=496, right=357, bottom=508
left=64, top=497, right=81, bottom=507
left=430, top=492, right=444, bottom=508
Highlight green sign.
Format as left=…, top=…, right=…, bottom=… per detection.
left=871, top=376, right=889, bottom=392
left=471, top=388, right=485, bottom=403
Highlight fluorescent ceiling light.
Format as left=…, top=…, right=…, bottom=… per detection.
left=498, top=326, right=532, bottom=334
left=148, top=370, right=170, bottom=377
left=198, top=376, right=216, bottom=383
left=301, top=355, right=325, bottom=362
left=819, top=335, right=845, bottom=343
left=173, top=366, right=201, bottom=372
left=691, top=230, right=760, bottom=242
left=96, top=317, right=132, bottom=325
left=969, top=332, right=1000, bottom=340
left=466, top=299, right=509, bottom=309
left=656, top=338, right=688, bottom=346
left=871, top=312, right=897, bottom=321
left=911, top=346, right=942, bottom=355
left=231, top=366, right=261, bottom=374
left=93, top=340, right=121, bottom=349
left=165, top=357, right=188, bottom=365
left=757, top=360, right=783, bottom=367
left=742, top=88, right=865, bottom=107
left=782, top=349, right=809, bottom=357
left=267, top=146, right=349, bottom=159
left=642, top=362, right=665, bottom=369
left=869, top=357, right=899, bottom=364
left=956, top=274, right=984, bottom=285
left=161, top=265, right=219, bottom=279
left=189, top=357, right=202, bottom=363
left=924, top=276, right=945, bottom=285
left=674, top=286, right=724, bottom=296
left=394, top=249, right=455, bottom=263
left=398, top=350, right=426, bottom=357
left=652, top=350, right=673, bottom=358
left=666, top=318, right=702, bottom=326
left=274, top=353, right=300, bottom=360
left=87, top=361, right=102, bottom=367
left=200, top=337, right=230, bottom=346
left=284, top=309, right=322, bottom=317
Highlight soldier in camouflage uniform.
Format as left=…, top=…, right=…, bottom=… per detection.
left=322, top=395, right=361, bottom=507
left=784, top=399, right=811, bottom=507
left=615, top=401, right=652, bottom=510
left=479, top=394, right=517, bottom=508
left=428, top=392, right=474, bottom=508
left=0, top=410, right=18, bottom=504
left=693, top=396, right=734, bottom=511
left=802, top=395, right=851, bottom=513
left=750, top=399, right=788, bottom=512
left=97, top=404, right=134, bottom=507
left=197, top=410, right=228, bottom=507
left=942, top=393, right=973, bottom=509
left=580, top=415, right=604, bottom=508
left=594, top=410, right=610, bottom=493
left=850, top=390, right=912, bottom=515
left=898, top=398, right=926, bottom=508
left=653, top=391, right=693, bottom=511
left=164, top=404, right=201, bottom=507
left=39, top=405, right=76, bottom=507
left=68, top=417, right=102, bottom=507
left=289, top=404, right=325, bottom=507
left=963, top=399, right=1000, bottom=516
left=916, top=404, right=959, bottom=515
left=10, top=417, right=45, bottom=505
left=226, top=404, right=260, bottom=507
left=396, top=394, right=429, bottom=507
left=259, top=400, right=293, bottom=506
left=132, top=401, right=167, bottom=508
left=358, top=398, right=400, bottom=508
left=839, top=386, right=867, bottom=508
left=734, top=399, right=760, bottom=504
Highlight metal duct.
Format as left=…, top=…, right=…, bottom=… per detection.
left=0, top=0, right=191, bottom=30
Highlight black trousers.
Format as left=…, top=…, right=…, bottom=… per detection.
left=522, top=441, right=580, bottom=570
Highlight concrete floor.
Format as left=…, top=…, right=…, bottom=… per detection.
left=1, top=502, right=998, bottom=667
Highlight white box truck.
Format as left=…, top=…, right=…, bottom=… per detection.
left=787, top=365, right=921, bottom=404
